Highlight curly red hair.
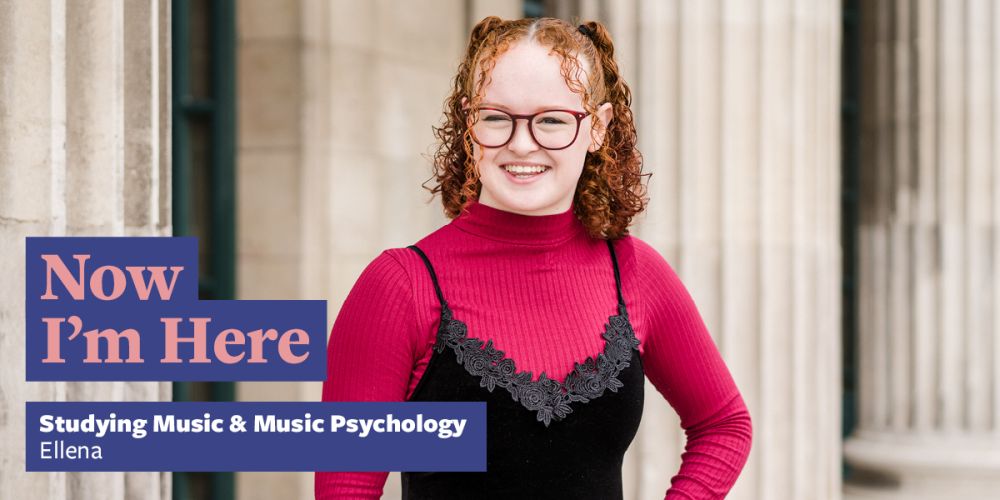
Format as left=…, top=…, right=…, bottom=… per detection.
left=423, top=16, right=649, bottom=240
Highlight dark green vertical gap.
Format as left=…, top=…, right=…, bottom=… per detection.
left=523, top=0, right=544, bottom=18
left=171, top=0, right=237, bottom=498
left=210, top=0, right=236, bottom=308
left=170, top=3, right=192, bottom=498
left=841, top=0, right=861, bottom=481
left=172, top=0, right=192, bottom=241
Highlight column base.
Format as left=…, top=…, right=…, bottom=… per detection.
left=843, top=429, right=1000, bottom=499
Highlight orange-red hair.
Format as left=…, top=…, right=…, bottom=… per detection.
left=423, top=16, right=649, bottom=240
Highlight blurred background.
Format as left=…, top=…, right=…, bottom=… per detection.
left=2, top=0, right=998, bottom=499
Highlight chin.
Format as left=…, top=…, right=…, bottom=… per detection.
left=498, top=195, right=559, bottom=215
left=479, top=180, right=566, bottom=215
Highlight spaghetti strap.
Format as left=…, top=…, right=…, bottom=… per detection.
left=606, top=239, right=627, bottom=316
left=407, top=245, right=447, bottom=307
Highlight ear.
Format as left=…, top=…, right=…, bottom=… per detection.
left=460, top=97, right=475, bottom=127
left=589, top=102, right=614, bottom=152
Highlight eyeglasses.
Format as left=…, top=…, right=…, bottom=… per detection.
left=470, top=107, right=591, bottom=151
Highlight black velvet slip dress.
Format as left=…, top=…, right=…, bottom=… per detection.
left=401, top=239, right=644, bottom=500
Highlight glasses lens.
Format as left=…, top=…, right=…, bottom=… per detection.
left=472, top=109, right=513, bottom=147
left=532, top=111, right=580, bottom=149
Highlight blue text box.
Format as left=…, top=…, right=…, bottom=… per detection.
left=25, top=237, right=327, bottom=381
left=26, top=402, right=487, bottom=472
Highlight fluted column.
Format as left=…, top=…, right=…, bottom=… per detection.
left=593, top=1, right=843, bottom=499
left=843, top=1, right=1000, bottom=498
left=237, top=0, right=516, bottom=498
left=0, top=0, right=172, bottom=498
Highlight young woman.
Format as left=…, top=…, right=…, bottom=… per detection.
left=316, top=16, right=752, bottom=499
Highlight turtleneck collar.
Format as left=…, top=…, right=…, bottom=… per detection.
left=451, top=199, right=585, bottom=245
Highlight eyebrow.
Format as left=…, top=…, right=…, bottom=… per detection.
left=479, top=102, right=578, bottom=112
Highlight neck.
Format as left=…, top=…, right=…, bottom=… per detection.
left=451, top=199, right=584, bottom=245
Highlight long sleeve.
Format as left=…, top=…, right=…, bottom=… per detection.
left=315, top=250, right=421, bottom=500
left=632, top=238, right=753, bottom=499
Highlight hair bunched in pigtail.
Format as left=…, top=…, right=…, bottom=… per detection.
left=573, top=19, right=647, bottom=239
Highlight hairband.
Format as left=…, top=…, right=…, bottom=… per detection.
left=578, top=24, right=595, bottom=39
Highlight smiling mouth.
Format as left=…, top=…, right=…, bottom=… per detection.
left=501, top=164, right=550, bottom=179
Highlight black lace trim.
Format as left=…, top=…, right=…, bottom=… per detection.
left=433, top=304, right=641, bottom=427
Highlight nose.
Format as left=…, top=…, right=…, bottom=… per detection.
left=506, top=118, right=540, bottom=155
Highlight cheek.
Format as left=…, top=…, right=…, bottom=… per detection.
left=471, top=144, right=494, bottom=173
left=552, top=147, right=589, bottom=177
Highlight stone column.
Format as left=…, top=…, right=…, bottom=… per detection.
left=592, top=1, right=843, bottom=499
left=235, top=0, right=310, bottom=497
left=235, top=1, right=520, bottom=498
left=0, top=0, right=172, bottom=498
left=843, top=1, right=1000, bottom=498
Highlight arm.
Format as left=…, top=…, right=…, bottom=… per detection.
left=315, top=250, right=420, bottom=500
left=631, top=239, right=753, bottom=499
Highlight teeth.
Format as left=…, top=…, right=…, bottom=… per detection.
left=503, top=165, right=548, bottom=174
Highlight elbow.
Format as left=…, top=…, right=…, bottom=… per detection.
left=685, top=393, right=753, bottom=464
left=727, top=397, right=753, bottom=468
left=729, top=393, right=752, bottom=449
left=737, top=402, right=753, bottom=459
left=721, top=395, right=753, bottom=461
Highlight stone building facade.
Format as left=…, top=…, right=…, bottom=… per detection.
left=2, top=1, right=997, bottom=499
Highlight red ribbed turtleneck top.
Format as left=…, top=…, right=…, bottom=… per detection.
left=315, top=200, right=752, bottom=499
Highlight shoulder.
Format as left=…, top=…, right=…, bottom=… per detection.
left=352, top=243, right=449, bottom=300
left=612, top=234, right=696, bottom=317
left=612, top=234, right=677, bottom=280
left=348, top=248, right=419, bottom=300
left=348, top=214, right=461, bottom=300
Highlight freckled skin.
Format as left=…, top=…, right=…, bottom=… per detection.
left=471, top=41, right=613, bottom=216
